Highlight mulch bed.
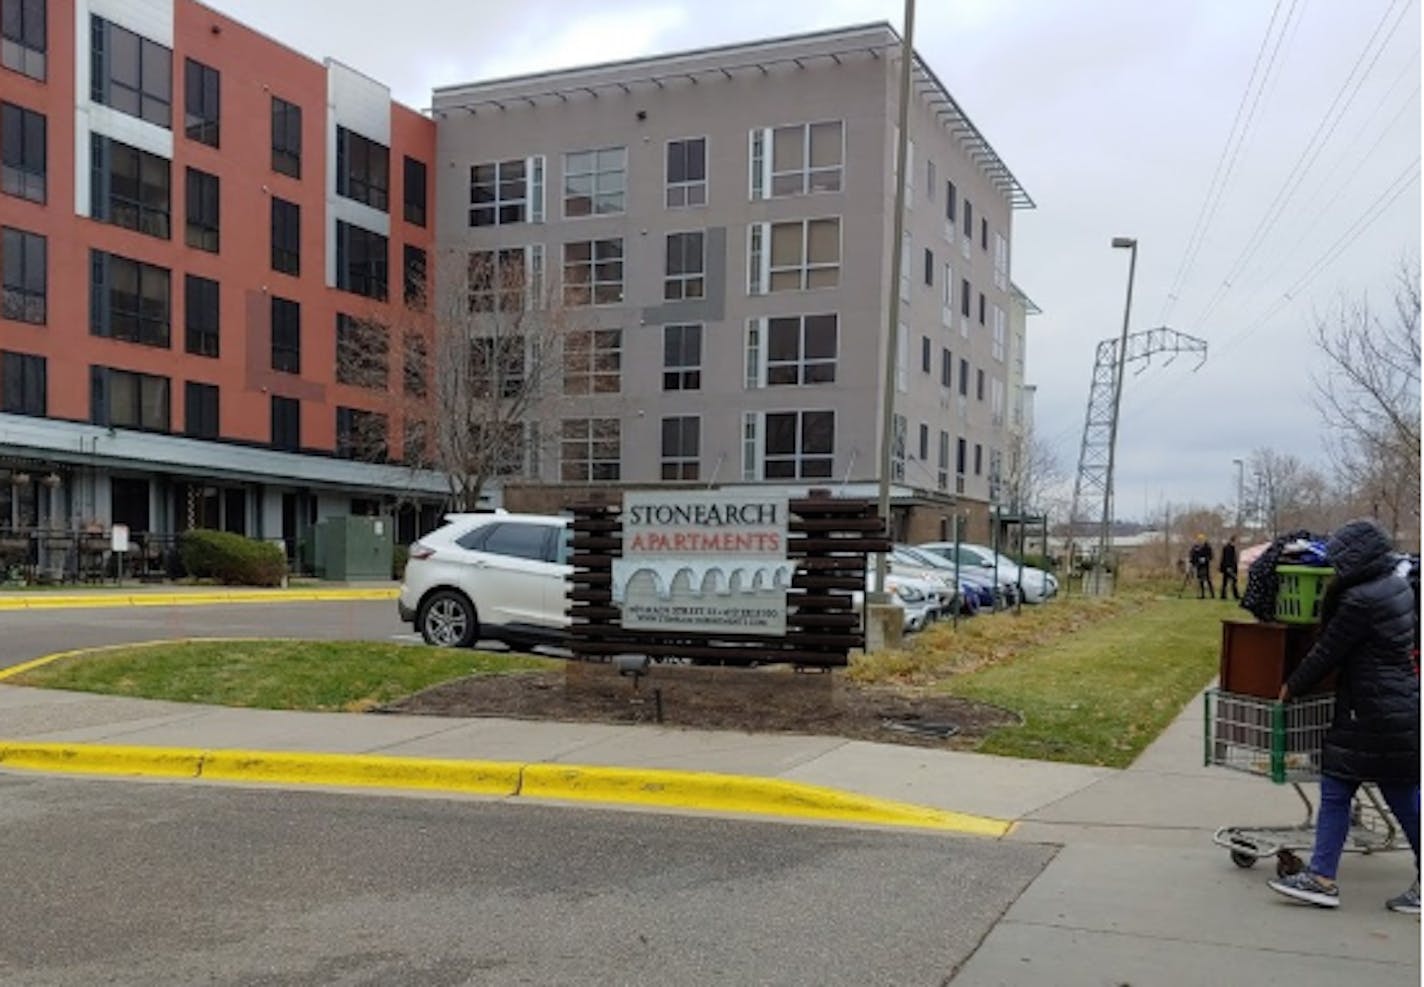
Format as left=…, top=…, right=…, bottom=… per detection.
left=379, top=662, right=1020, bottom=749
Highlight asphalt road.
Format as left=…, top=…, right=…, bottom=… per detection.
left=0, top=600, right=410, bottom=670
left=0, top=773, right=1052, bottom=986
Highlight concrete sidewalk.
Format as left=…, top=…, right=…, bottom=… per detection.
left=0, top=682, right=1417, bottom=984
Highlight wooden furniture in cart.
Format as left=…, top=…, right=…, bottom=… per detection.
left=1219, top=620, right=1333, bottom=699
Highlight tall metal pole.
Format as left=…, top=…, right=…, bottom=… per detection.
left=1232, top=457, right=1244, bottom=531
left=874, top=0, right=916, bottom=597
left=1094, top=237, right=1137, bottom=591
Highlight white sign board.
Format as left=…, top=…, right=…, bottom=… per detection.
left=111, top=524, right=130, bottom=553
left=612, top=491, right=794, bottom=635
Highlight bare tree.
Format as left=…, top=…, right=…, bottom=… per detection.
left=1002, top=426, right=1064, bottom=516
left=1311, top=259, right=1421, bottom=543
left=1244, top=448, right=1331, bottom=538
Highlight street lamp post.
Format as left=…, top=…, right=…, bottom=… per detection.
left=1093, top=236, right=1138, bottom=593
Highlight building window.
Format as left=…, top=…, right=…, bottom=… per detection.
left=664, top=231, right=704, bottom=301
left=750, top=121, right=842, bottom=198
left=961, top=278, right=971, bottom=318
left=1, top=226, right=44, bottom=324
left=90, top=134, right=170, bottom=239
left=749, top=218, right=840, bottom=294
left=270, top=97, right=301, bottom=178
left=183, top=58, right=219, bottom=147
left=753, top=313, right=837, bottom=387
left=661, top=416, right=700, bottom=480
left=1, top=350, right=44, bottom=415
left=184, top=167, right=219, bottom=252
left=563, top=329, right=621, bottom=394
left=963, top=198, right=973, bottom=240
left=956, top=436, right=967, bottom=475
left=994, top=232, right=1009, bottom=291
left=469, top=157, right=544, bottom=226
left=90, top=16, right=171, bottom=128
left=563, top=146, right=625, bottom=217
left=562, top=238, right=623, bottom=306
left=979, top=291, right=987, bottom=326
left=937, top=430, right=949, bottom=490
left=921, top=335, right=931, bottom=374
left=336, top=406, right=388, bottom=462
left=940, top=347, right=951, bottom=388
left=662, top=324, right=701, bottom=391
left=918, top=422, right=929, bottom=462
left=926, top=159, right=936, bottom=200
left=335, top=126, right=389, bottom=211
left=924, top=247, right=935, bottom=286
left=764, top=410, right=834, bottom=479
left=335, top=220, right=388, bottom=300
left=402, top=418, right=426, bottom=465
left=270, top=395, right=299, bottom=450
left=561, top=417, right=620, bottom=482
left=184, top=274, right=219, bottom=358
left=403, top=244, right=426, bottom=308
left=976, top=367, right=985, bottom=401
left=90, top=251, right=170, bottom=348
left=981, top=217, right=989, bottom=251
left=1, top=101, right=44, bottom=202
left=666, top=137, right=706, bottom=207
left=945, top=180, right=957, bottom=224
left=1, top=0, right=45, bottom=79
left=335, top=314, right=389, bottom=390
left=974, top=442, right=983, bottom=476
left=471, top=337, right=526, bottom=398
left=468, top=247, right=527, bottom=313
left=90, top=366, right=169, bottom=431
left=184, top=381, right=218, bottom=438
left=958, top=358, right=969, bottom=396
left=403, top=156, right=427, bottom=226
left=270, top=296, right=300, bottom=374
left=270, top=197, right=299, bottom=275
left=890, top=414, right=905, bottom=481
left=403, top=332, right=426, bottom=397
left=992, top=305, right=1007, bottom=361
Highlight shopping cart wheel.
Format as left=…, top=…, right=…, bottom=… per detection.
left=1230, top=850, right=1258, bottom=869
left=1275, top=850, right=1303, bottom=878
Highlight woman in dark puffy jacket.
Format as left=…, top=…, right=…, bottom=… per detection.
left=1268, top=519, right=1420, bottom=912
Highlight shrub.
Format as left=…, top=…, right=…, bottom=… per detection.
left=392, top=544, right=409, bottom=581
left=179, top=529, right=287, bottom=587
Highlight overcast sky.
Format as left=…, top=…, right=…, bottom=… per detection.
left=214, top=0, right=1422, bottom=519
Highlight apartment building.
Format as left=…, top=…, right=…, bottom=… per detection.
left=0, top=0, right=443, bottom=577
left=432, top=23, right=1034, bottom=541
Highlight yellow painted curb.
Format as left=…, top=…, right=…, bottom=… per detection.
left=521, top=763, right=1013, bottom=836
left=0, top=588, right=397, bottom=610
left=0, top=741, right=202, bottom=778
left=200, top=748, right=522, bottom=797
left=0, top=638, right=273, bottom=682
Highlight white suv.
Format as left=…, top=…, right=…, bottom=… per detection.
left=398, top=512, right=571, bottom=648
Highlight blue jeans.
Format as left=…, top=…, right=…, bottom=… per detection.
left=1310, top=774, right=1421, bottom=880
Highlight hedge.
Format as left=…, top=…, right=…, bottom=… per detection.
left=179, top=529, right=287, bottom=587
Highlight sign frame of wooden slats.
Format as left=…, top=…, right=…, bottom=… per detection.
left=566, top=492, right=890, bottom=668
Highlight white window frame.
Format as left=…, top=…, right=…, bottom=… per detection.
left=660, top=414, right=700, bottom=480
left=664, top=229, right=706, bottom=301
left=560, top=417, right=621, bottom=482
left=666, top=136, right=707, bottom=208
left=742, top=411, right=760, bottom=480
left=749, top=121, right=844, bottom=200
left=468, top=156, right=544, bottom=227
left=991, top=378, right=1006, bottom=428
left=746, top=314, right=838, bottom=388
left=942, top=261, right=954, bottom=328
left=992, top=304, right=1006, bottom=361
left=562, top=146, right=626, bottom=218
left=750, top=218, right=841, bottom=294
left=993, top=231, right=1009, bottom=291
left=562, top=237, right=624, bottom=307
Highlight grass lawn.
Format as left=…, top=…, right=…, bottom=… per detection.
left=854, top=589, right=1240, bottom=767
left=8, top=640, right=554, bottom=712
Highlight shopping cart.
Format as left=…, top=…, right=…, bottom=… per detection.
left=1203, top=688, right=1402, bottom=874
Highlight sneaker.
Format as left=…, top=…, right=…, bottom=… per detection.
left=1269, top=870, right=1340, bottom=908
left=1386, top=879, right=1420, bottom=915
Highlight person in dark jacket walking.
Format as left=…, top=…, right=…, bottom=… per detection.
left=1268, top=519, right=1420, bottom=913
left=1219, top=535, right=1240, bottom=600
left=1188, top=534, right=1214, bottom=599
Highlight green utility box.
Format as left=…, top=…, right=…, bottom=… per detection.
left=314, top=515, right=392, bottom=581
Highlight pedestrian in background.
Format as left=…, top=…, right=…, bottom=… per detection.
left=1268, top=519, right=1420, bottom=913
left=1219, top=535, right=1240, bottom=601
left=1188, top=534, right=1214, bottom=599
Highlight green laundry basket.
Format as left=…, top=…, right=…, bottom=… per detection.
left=1275, top=565, right=1333, bottom=624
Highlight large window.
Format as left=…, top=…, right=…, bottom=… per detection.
left=2, top=226, right=44, bottom=324
left=471, top=337, right=526, bottom=398
left=749, top=218, right=839, bottom=293
left=335, top=126, right=389, bottom=211
left=90, top=366, right=169, bottom=431
left=563, top=147, right=625, bottom=217
left=403, top=156, right=427, bottom=226
left=468, top=247, right=527, bottom=313
left=751, top=121, right=842, bottom=199
left=665, top=137, right=706, bottom=208
left=661, top=416, right=700, bottom=481
left=270, top=395, right=299, bottom=450
left=2, top=0, right=45, bottom=79
left=184, top=274, right=219, bottom=358
left=468, top=157, right=543, bottom=226
left=754, top=313, right=837, bottom=386
left=270, top=296, right=300, bottom=373
left=403, top=332, right=426, bottom=397
left=90, top=251, right=170, bottom=347
left=183, top=58, right=219, bottom=146
left=560, top=418, right=620, bottom=482
left=1, top=350, right=44, bottom=415
left=562, top=238, right=623, bottom=306
left=764, top=410, right=834, bottom=479
left=336, top=406, right=388, bottom=462
left=664, top=231, right=705, bottom=301
left=184, top=381, right=218, bottom=439
left=90, top=16, right=171, bottom=128
left=270, top=96, right=301, bottom=177
left=959, top=357, right=969, bottom=396
left=185, top=167, right=218, bottom=252
left=662, top=324, right=701, bottom=391
left=563, top=329, right=621, bottom=395
left=270, top=197, right=299, bottom=275
left=91, top=134, right=170, bottom=239
left=335, top=315, right=389, bottom=390
left=335, top=220, right=388, bottom=300
left=403, top=244, right=426, bottom=308
left=1, top=101, right=44, bottom=202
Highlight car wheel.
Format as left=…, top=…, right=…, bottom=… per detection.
left=418, top=590, right=478, bottom=648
